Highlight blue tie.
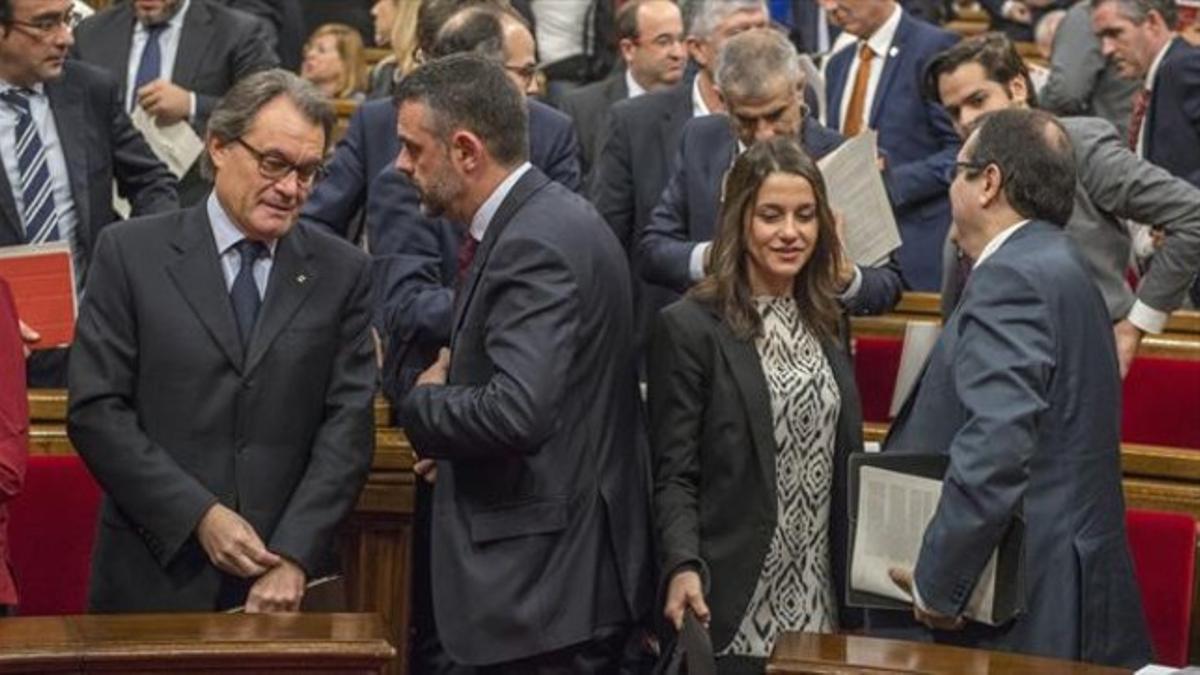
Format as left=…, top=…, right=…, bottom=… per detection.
left=132, top=23, right=167, bottom=109
left=230, top=240, right=267, bottom=347
left=1, top=89, right=61, bottom=245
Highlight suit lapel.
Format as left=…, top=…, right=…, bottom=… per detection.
left=45, top=75, right=93, bottom=253
left=173, top=0, right=215, bottom=88
left=1145, top=38, right=1182, bottom=160
left=713, top=318, right=778, bottom=500
left=451, top=169, right=549, bottom=341
left=826, top=52, right=851, bottom=130
left=0, top=164, right=20, bottom=242
left=165, top=205, right=245, bottom=371
left=868, top=13, right=908, bottom=128
left=243, top=226, right=316, bottom=376
left=658, top=82, right=692, bottom=167
left=98, top=5, right=135, bottom=87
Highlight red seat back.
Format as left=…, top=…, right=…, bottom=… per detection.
left=1125, top=508, right=1197, bottom=666
left=852, top=336, right=903, bottom=423
left=7, top=455, right=101, bottom=615
left=1123, top=357, right=1200, bottom=449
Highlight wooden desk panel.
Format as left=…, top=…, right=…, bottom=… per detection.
left=768, top=633, right=1130, bottom=675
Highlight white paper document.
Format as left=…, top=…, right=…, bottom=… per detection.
left=816, top=130, right=902, bottom=267
left=888, top=322, right=942, bottom=418
left=131, top=106, right=204, bottom=179
left=851, top=465, right=1002, bottom=625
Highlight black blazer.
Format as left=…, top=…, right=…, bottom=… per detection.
left=560, top=71, right=629, bottom=187
left=647, top=296, right=864, bottom=650
left=1145, top=37, right=1200, bottom=188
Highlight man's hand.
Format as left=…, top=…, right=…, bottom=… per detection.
left=889, top=567, right=965, bottom=631
left=18, top=320, right=39, bottom=358
left=663, top=569, right=710, bottom=631
left=416, top=348, right=450, bottom=387
left=196, top=503, right=281, bottom=577
left=413, top=457, right=438, bottom=484
left=245, top=557, right=306, bottom=613
left=1113, top=319, right=1144, bottom=379
left=833, top=212, right=856, bottom=291
left=136, top=79, right=192, bottom=126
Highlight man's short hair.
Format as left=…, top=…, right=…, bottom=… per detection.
left=683, top=0, right=765, bottom=38
left=616, top=0, right=645, bottom=42
left=966, top=108, right=1076, bottom=226
left=923, top=32, right=1039, bottom=108
left=430, top=5, right=506, bottom=62
left=0, top=0, right=11, bottom=24
left=394, top=53, right=529, bottom=166
left=1090, top=0, right=1178, bottom=28
left=202, top=69, right=334, bottom=180
left=715, top=28, right=802, bottom=100
left=416, top=0, right=512, bottom=57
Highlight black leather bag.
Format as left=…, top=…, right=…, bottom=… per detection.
left=654, top=611, right=717, bottom=675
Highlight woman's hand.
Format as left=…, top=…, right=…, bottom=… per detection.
left=664, top=569, right=710, bottom=630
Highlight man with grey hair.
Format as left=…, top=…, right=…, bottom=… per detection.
left=68, top=69, right=376, bottom=614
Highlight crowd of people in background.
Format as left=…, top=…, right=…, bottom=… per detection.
left=0, top=0, right=1198, bottom=673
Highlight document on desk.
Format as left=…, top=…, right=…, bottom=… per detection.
left=817, top=130, right=902, bottom=267
left=0, top=241, right=76, bottom=349
left=847, top=454, right=1024, bottom=627
left=131, top=107, right=204, bottom=179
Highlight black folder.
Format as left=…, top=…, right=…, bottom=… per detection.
left=845, top=453, right=1025, bottom=625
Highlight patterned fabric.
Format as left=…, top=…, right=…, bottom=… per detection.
left=1, top=89, right=61, bottom=245
left=723, top=295, right=840, bottom=658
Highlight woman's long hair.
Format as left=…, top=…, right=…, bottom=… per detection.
left=307, top=23, right=368, bottom=98
left=691, top=136, right=844, bottom=342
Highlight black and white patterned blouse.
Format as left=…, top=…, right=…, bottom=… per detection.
left=722, top=295, right=841, bottom=658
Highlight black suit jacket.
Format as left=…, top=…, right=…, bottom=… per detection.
left=647, top=296, right=864, bottom=650
left=67, top=206, right=376, bottom=612
left=560, top=71, right=628, bottom=187
left=72, top=0, right=279, bottom=133
left=1145, top=37, right=1200, bottom=188
left=0, top=61, right=177, bottom=264
left=401, top=168, right=652, bottom=665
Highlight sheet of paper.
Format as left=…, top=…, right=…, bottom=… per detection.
left=131, top=106, right=204, bottom=179
left=851, top=465, right=1000, bottom=625
left=817, top=130, right=902, bottom=267
left=888, top=322, right=942, bottom=418
left=0, top=241, right=77, bottom=349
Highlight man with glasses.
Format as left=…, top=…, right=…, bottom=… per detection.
left=68, top=70, right=376, bottom=614
left=561, top=0, right=686, bottom=184
left=0, top=0, right=178, bottom=386
left=640, top=28, right=902, bottom=315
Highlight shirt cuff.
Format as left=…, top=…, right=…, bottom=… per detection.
left=688, top=242, right=711, bottom=282
left=838, top=265, right=864, bottom=302
left=1128, top=299, right=1169, bottom=334
left=911, top=577, right=929, bottom=612
left=189, top=93, right=197, bottom=122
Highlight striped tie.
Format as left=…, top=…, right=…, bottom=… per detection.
left=1, top=89, right=61, bottom=245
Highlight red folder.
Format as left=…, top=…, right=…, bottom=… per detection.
left=0, top=242, right=77, bottom=349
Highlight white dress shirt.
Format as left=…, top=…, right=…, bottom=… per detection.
left=208, top=192, right=275, bottom=298
left=838, top=3, right=903, bottom=133
left=1134, top=38, right=1172, bottom=159
left=469, top=162, right=534, bottom=244
left=972, top=219, right=1029, bottom=269
left=625, top=69, right=647, bottom=100
left=125, top=0, right=195, bottom=118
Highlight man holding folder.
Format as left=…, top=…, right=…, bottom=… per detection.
left=877, top=108, right=1150, bottom=668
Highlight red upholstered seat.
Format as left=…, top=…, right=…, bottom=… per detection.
left=1125, top=509, right=1197, bottom=666
left=1123, top=357, right=1200, bottom=449
left=851, top=336, right=903, bottom=423
left=7, top=455, right=101, bottom=615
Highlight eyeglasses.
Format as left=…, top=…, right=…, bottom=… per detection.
left=953, top=160, right=987, bottom=180
left=6, top=10, right=82, bottom=36
left=233, top=138, right=326, bottom=187
left=504, top=63, right=540, bottom=89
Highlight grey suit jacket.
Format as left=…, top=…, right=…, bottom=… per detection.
left=401, top=168, right=652, bottom=665
left=71, top=0, right=279, bottom=133
left=886, top=220, right=1151, bottom=668
left=67, top=205, right=376, bottom=612
left=560, top=71, right=628, bottom=188
left=942, top=116, right=1200, bottom=320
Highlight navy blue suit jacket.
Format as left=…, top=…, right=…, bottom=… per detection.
left=1144, top=37, right=1200, bottom=188
left=825, top=12, right=959, bottom=290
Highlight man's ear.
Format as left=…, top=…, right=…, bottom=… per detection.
left=980, top=163, right=1004, bottom=207
left=449, top=129, right=485, bottom=174
left=207, top=134, right=230, bottom=172
left=1007, top=75, right=1029, bottom=107
left=619, top=37, right=638, bottom=65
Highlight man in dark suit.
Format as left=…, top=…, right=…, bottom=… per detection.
left=560, top=0, right=686, bottom=184
left=0, top=0, right=178, bottom=386
left=67, top=70, right=376, bottom=613
left=72, top=0, right=278, bottom=203
left=641, top=28, right=903, bottom=315
left=880, top=108, right=1151, bottom=668
left=823, top=0, right=959, bottom=290
left=397, top=54, right=652, bottom=673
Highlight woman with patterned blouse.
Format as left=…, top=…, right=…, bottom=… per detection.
left=647, top=136, right=866, bottom=673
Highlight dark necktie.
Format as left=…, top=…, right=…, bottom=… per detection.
left=1, top=89, right=61, bottom=244
left=230, top=240, right=267, bottom=347
left=456, top=233, right=479, bottom=288
left=132, top=23, right=167, bottom=109
left=1128, top=88, right=1150, bottom=152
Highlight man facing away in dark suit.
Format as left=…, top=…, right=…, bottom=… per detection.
left=72, top=0, right=279, bottom=203
left=0, top=0, right=178, bottom=386
left=396, top=54, right=652, bottom=673
left=641, top=27, right=903, bottom=314
left=560, top=0, right=686, bottom=185
left=67, top=70, right=376, bottom=614
left=822, top=0, right=960, bottom=291
left=879, top=108, right=1151, bottom=668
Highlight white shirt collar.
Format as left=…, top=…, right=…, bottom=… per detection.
left=0, top=79, right=45, bottom=96
left=206, top=192, right=278, bottom=256
left=625, top=69, right=647, bottom=99
left=468, top=162, right=533, bottom=242
left=692, top=75, right=712, bottom=117
left=973, top=219, right=1029, bottom=269
left=864, top=3, right=903, bottom=58
left=1143, top=37, right=1174, bottom=92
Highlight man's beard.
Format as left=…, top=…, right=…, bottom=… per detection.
left=138, top=0, right=184, bottom=27
left=413, top=167, right=462, bottom=221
